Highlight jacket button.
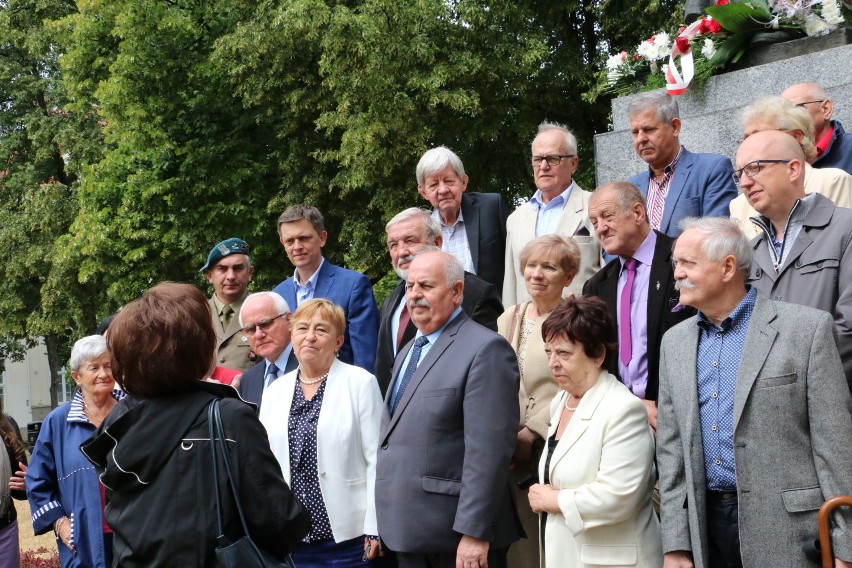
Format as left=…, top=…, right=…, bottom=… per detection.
left=381, top=443, right=388, bottom=450
left=320, top=471, right=326, bottom=477
left=219, top=357, right=225, bottom=363
left=755, top=268, right=762, bottom=278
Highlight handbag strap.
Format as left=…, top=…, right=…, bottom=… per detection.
left=208, top=400, right=226, bottom=538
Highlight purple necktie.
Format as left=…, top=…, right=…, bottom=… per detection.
left=620, top=258, right=638, bottom=366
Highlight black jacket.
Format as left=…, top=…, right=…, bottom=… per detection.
left=81, top=382, right=309, bottom=567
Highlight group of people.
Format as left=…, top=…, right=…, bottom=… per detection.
left=7, top=78, right=852, bottom=568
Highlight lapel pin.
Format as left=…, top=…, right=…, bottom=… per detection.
left=656, top=281, right=660, bottom=290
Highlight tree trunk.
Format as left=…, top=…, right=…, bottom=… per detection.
left=44, top=334, right=61, bottom=409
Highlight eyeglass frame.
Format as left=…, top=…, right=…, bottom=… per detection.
left=794, top=100, right=825, bottom=108
left=531, top=154, right=575, bottom=167
left=731, top=159, right=792, bottom=185
left=241, top=313, right=288, bottom=334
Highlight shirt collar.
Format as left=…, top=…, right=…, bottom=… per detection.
left=67, top=387, right=126, bottom=423
left=431, top=208, right=464, bottom=228
left=620, top=230, right=656, bottom=271
left=697, top=287, right=757, bottom=332
left=530, top=181, right=575, bottom=210
left=294, top=257, right=325, bottom=289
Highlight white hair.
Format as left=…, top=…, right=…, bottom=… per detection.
left=678, top=217, right=752, bottom=277
left=70, top=335, right=109, bottom=372
left=416, top=146, right=466, bottom=186
left=239, top=292, right=290, bottom=327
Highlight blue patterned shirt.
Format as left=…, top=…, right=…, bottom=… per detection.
left=696, top=287, right=757, bottom=491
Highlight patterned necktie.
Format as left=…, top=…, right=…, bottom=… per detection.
left=396, top=304, right=411, bottom=351
left=264, top=363, right=280, bottom=388
left=220, top=304, right=234, bottom=330
left=390, top=336, right=430, bottom=415
left=619, top=258, right=638, bottom=366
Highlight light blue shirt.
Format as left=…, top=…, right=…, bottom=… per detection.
left=390, top=307, right=463, bottom=408
left=264, top=345, right=294, bottom=389
left=530, top=182, right=575, bottom=236
left=294, top=258, right=325, bottom=306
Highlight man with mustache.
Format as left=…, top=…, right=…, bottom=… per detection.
left=627, top=91, right=737, bottom=237
left=738, top=129, right=852, bottom=392
left=375, top=208, right=502, bottom=395
left=657, top=216, right=852, bottom=568
left=376, top=250, right=522, bottom=568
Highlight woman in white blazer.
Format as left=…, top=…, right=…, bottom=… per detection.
left=259, top=299, right=383, bottom=567
left=528, top=297, right=662, bottom=568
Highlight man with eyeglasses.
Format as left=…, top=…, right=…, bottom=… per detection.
left=503, top=121, right=600, bottom=306
left=627, top=91, right=738, bottom=238
left=236, top=291, right=297, bottom=406
left=782, top=82, right=852, bottom=175
left=201, top=237, right=258, bottom=372
left=738, top=129, right=852, bottom=392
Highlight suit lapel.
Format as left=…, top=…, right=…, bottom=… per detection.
left=548, top=373, right=612, bottom=474
left=733, top=296, right=777, bottom=429
left=555, top=183, right=586, bottom=236
left=382, top=313, right=466, bottom=440
left=515, top=204, right=538, bottom=247
left=313, top=261, right=335, bottom=299
left=646, top=233, right=674, bottom=346
left=675, top=322, right=702, bottom=448
left=461, top=194, right=481, bottom=271
left=661, top=150, right=694, bottom=235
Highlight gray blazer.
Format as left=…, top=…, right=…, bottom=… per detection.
left=375, top=312, right=522, bottom=554
left=656, top=294, right=852, bottom=567
left=747, top=193, right=852, bottom=391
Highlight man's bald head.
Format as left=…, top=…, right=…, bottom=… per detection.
left=781, top=82, right=833, bottom=139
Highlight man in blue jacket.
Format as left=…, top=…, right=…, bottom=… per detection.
left=627, top=91, right=738, bottom=237
left=272, top=204, right=380, bottom=372
left=782, top=82, right=852, bottom=175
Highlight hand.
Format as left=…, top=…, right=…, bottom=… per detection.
left=55, top=518, right=74, bottom=551
left=512, top=427, right=539, bottom=464
left=663, top=550, right=694, bottom=568
left=9, top=462, right=26, bottom=492
left=836, top=559, right=852, bottom=568
left=231, top=374, right=242, bottom=391
left=527, top=483, right=560, bottom=514
left=456, top=535, right=489, bottom=568
left=642, top=399, right=658, bottom=436
left=363, top=537, right=381, bottom=560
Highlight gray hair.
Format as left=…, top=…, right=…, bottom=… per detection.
left=741, top=96, right=817, bottom=162
left=239, top=292, right=291, bottom=327
left=385, top=208, right=441, bottom=243
left=678, top=217, right=752, bottom=277
left=70, top=335, right=109, bottom=373
left=535, top=121, right=578, bottom=155
left=416, top=146, right=466, bottom=187
left=627, top=91, right=680, bottom=123
left=412, top=249, right=464, bottom=288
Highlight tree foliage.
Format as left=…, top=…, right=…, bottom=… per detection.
left=1, top=0, right=683, bottom=405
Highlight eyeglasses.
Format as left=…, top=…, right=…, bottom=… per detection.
left=241, top=313, right=287, bottom=334
left=731, top=160, right=791, bottom=185
left=794, top=100, right=825, bottom=108
left=532, top=154, right=575, bottom=167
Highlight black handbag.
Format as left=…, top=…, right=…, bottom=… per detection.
left=208, top=399, right=297, bottom=568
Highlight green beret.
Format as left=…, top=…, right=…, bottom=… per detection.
left=200, top=238, right=250, bottom=272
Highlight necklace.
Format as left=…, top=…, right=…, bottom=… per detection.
left=298, top=369, right=330, bottom=385
left=563, top=394, right=579, bottom=412
left=83, top=399, right=113, bottom=425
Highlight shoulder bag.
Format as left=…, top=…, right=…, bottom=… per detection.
left=208, top=399, right=297, bottom=568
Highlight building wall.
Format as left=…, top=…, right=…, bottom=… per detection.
left=1, top=339, right=60, bottom=436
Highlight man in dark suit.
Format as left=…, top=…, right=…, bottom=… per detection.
left=416, top=146, right=509, bottom=293
left=272, top=204, right=380, bottom=372
left=376, top=208, right=503, bottom=395
left=236, top=291, right=297, bottom=406
left=583, top=182, right=693, bottom=433
left=376, top=251, right=521, bottom=568
left=627, top=91, right=738, bottom=237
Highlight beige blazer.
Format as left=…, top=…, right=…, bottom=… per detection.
left=539, top=372, right=662, bottom=568
left=729, top=163, right=852, bottom=237
left=503, top=185, right=600, bottom=306
left=497, top=302, right=559, bottom=439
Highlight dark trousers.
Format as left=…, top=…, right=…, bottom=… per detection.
left=397, top=546, right=508, bottom=568
left=706, top=491, right=743, bottom=568
left=291, top=537, right=371, bottom=568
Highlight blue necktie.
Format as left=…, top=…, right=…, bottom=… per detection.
left=264, top=363, right=280, bottom=388
left=390, top=336, right=430, bottom=415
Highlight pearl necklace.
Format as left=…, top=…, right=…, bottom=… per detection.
left=563, top=394, right=579, bottom=412
left=298, top=369, right=330, bottom=385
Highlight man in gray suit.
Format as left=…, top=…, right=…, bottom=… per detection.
left=657, top=216, right=852, bottom=568
left=375, top=251, right=521, bottom=568
left=738, top=129, right=852, bottom=392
